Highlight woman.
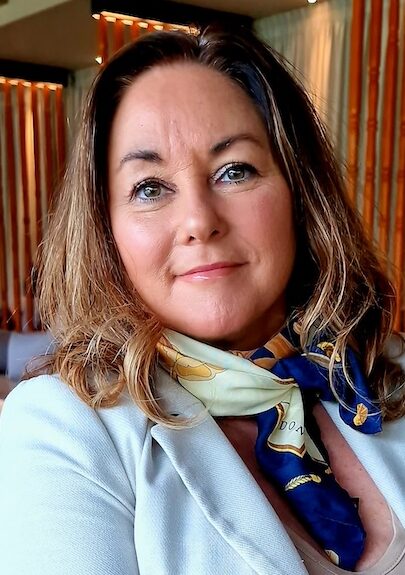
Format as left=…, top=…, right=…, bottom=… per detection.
left=0, top=27, right=404, bottom=575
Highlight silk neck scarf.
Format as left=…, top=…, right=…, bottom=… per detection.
left=157, top=321, right=382, bottom=571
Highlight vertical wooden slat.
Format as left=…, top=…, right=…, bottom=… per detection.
left=363, top=0, right=383, bottom=236
left=31, top=83, right=43, bottom=248
left=98, top=14, right=108, bottom=64
left=393, top=12, right=405, bottom=331
left=114, top=18, right=125, bottom=53
left=43, top=85, right=54, bottom=209
left=0, top=83, right=8, bottom=329
left=378, top=0, right=399, bottom=256
left=131, top=21, right=140, bottom=41
left=17, top=82, right=33, bottom=330
left=347, top=0, right=365, bottom=204
left=4, top=81, right=21, bottom=331
left=55, top=85, right=66, bottom=178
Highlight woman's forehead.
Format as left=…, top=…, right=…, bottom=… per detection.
left=109, top=62, right=268, bottom=163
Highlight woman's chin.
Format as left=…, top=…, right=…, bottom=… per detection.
left=158, top=295, right=287, bottom=351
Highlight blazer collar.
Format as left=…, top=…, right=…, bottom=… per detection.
left=151, top=369, right=308, bottom=575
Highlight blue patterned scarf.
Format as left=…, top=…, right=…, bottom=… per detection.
left=157, top=321, right=381, bottom=570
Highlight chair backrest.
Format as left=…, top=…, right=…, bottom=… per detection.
left=0, top=330, right=54, bottom=387
left=385, top=333, right=405, bottom=371
left=0, top=331, right=10, bottom=377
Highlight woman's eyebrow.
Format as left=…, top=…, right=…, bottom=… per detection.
left=210, top=133, right=264, bottom=155
left=117, top=133, right=263, bottom=172
left=118, top=149, right=162, bottom=171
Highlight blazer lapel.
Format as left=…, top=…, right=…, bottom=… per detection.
left=152, top=369, right=308, bottom=575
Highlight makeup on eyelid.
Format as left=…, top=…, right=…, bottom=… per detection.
left=128, top=162, right=260, bottom=205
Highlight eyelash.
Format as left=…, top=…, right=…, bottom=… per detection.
left=213, top=162, right=258, bottom=185
left=130, top=162, right=258, bottom=204
left=130, top=178, right=169, bottom=204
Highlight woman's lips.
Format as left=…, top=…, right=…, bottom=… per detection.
left=178, top=262, right=244, bottom=281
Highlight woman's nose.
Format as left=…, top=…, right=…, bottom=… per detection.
left=175, top=186, right=227, bottom=245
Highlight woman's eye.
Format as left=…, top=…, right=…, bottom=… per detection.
left=215, top=163, right=257, bottom=185
left=132, top=180, right=167, bottom=203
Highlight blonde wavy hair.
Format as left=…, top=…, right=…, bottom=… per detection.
left=33, top=26, right=404, bottom=426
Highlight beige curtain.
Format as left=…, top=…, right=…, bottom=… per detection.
left=255, top=0, right=352, bottom=159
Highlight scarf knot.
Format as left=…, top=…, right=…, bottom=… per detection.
left=157, top=322, right=381, bottom=570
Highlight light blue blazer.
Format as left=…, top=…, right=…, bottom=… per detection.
left=0, top=362, right=405, bottom=575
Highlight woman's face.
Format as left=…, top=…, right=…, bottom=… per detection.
left=108, top=62, right=295, bottom=350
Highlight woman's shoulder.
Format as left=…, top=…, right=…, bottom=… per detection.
left=0, top=373, right=151, bottom=491
left=1, top=373, right=149, bottom=435
left=0, top=374, right=145, bottom=574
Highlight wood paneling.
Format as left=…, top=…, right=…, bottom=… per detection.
left=43, top=85, right=54, bottom=209
left=0, top=80, right=66, bottom=331
left=4, top=81, right=21, bottom=331
left=17, top=82, right=33, bottom=330
left=393, top=10, right=405, bottom=331
left=378, top=0, right=399, bottom=255
left=363, top=0, right=383, bottom=236
left=55, top=85, right=66, bottom=178
left=114, top=17, right=125, bottom=53
left=347, top=0, right=365, bottom=203
left=31, top=84, right=43, bottom=248
left=0, top=84, right=8, bottom=329
left=98, top=14, right=108, bottom=64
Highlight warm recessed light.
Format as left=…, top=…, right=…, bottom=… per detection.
left=95, top=56, right=103, bottom=65
left=307, top=0, right=317, bottom=3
